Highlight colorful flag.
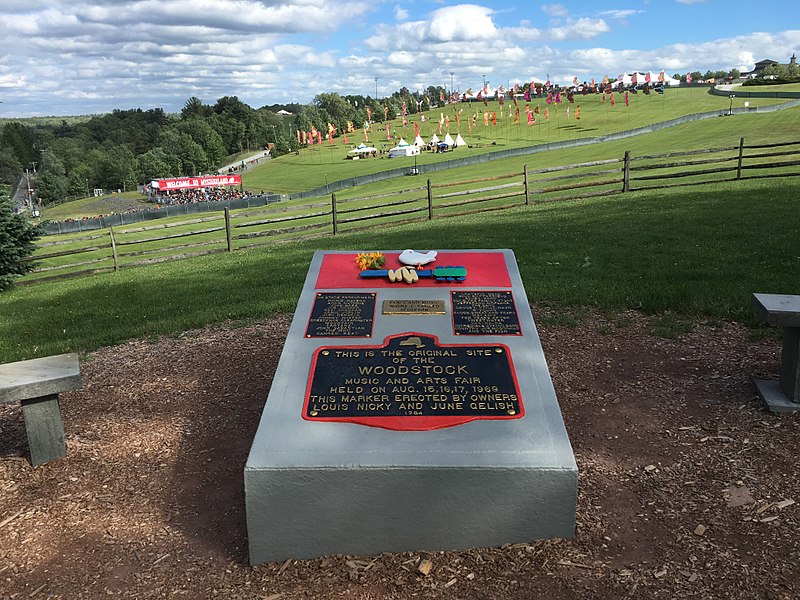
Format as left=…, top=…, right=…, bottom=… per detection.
left=491, top=112, right=497, bottom=126
left=343, top=133, right=349, bottom=144
left=527, top=110, right=534, bottom=125
left=363, top=128, right=369, bottom=142
left=366, top=107, right=372, bottom=122
left=686, top=72, right=693, bottom=85
left=632, top=72, right=638, bottom=85
left=645, top=71, right=651, bottom=83
left=386, top=123, right=390, bottom=140
left=483, top=112, right=489, bottom=126
left=296, top=130, right=300, bottom=143
left=534, top=105, right=540, bottom=114
left=545, top=107, right=549, bottom=121
left=524, top=88, right=531, bottom=101
left=317, top=130, right=322, bottom=144
left=554, top=91, right=562, bottom=104
left=575, top=105, right=581, bottom=120
left=414, top=121, right=419, bottom=137
left=625, top=91, right=629, bottom=107
left=328, top=133, right=334, bottom=145
left=546, top=91, right=553, bottom=104
left=610, top=93, right=616, bottom=107
left=402, top=102, right=407, bottom=116
left=658, top=70, right=665, bottom=83
left=573, top=76, right=579, bottom=86
left=514, top=108, right=519, bottom=124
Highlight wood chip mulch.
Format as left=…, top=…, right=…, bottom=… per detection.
left=1, top=307, right=798, bottom=599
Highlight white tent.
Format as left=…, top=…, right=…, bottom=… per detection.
left=413, top=135, right=425, bottom=146
left=429, top=133, right=440, bottom=145
left=347, top=143, right=377, bottom=159
left=388, top=140, right=420, bottom=158
left=443, top=133, right=455, bottom=146
left=661, top=74, right=680, bottom=86
left=454, top=134, right=466, bottom=147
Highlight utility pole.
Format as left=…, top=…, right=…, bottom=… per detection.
left=375, top=77, right=378, bottom=100
left=450, top=72, right=454, bottom=98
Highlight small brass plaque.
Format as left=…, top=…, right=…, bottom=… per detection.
left=382, top=299, right=446, bottom=315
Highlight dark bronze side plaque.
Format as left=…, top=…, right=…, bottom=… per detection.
left=303, top=332, right=524, bottom=430
left=305, top=292, right=376, bottom=338
left=452, top=291, right=521, bottom=336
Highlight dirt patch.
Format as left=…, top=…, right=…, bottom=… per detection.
left=1, top=308, right=798, bottom=599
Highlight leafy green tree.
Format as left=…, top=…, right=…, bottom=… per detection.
left=0, top=149, right=22, bottom=184
left=66, top=171, right=89, bottom=198
left=0, top=197, right=40, bottom=291
left=175, top=120, right=226, bottom=167
left=181, top=96, right=211, bottom=119
left=0, top=122, right=36, bottom=166
left=99, top=145, right=137, bottom=191
left=138, top=147, right=177, bottom=181
left=155, top=130, right=208, bottom=175
left=36, top=151, right=68, bottom=204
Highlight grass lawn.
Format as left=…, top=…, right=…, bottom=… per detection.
left=2, top=176, right=798, bottom=363
left=38, top=191, right=150, bottom=221
left=243, top=87, right=789, bottom=193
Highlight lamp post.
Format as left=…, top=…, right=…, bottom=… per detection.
left=450, top=71, right=454, bottom=98
left=729, top=93, right=735, bottom=116
left=375, top=77, right=378, bottom=100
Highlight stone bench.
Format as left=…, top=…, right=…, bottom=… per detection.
left=0, top=354, right=81, bottom=466
left=753, top=293, right=800, bottom=412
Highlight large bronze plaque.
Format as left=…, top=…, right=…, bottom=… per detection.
left=305, top=292, right=376, bottom=338
left=452, top=291, right=521, bottom=336
left=303, top=333, right=524, bottom=430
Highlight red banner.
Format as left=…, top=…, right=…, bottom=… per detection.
left=155, top=175, right=242, bottom=191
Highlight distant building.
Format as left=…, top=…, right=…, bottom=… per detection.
left=742, top=53, right=797, bottom=78
left=276, top=109, right=293, bottom=116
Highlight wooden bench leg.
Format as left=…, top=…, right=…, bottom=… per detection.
left=780, top=327, right=800, bottom=403
left=21, top=393, right=66, bottom=467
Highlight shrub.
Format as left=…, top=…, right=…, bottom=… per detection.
left=0, top=199, right=41, bottom=291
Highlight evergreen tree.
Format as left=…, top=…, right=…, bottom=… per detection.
left=0, top=198, right=40, bottom=291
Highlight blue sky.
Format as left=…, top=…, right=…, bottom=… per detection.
left=0, top=1, right=797, bottom=117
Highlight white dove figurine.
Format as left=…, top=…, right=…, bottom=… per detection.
left=398, top=249, right=438, bottom=266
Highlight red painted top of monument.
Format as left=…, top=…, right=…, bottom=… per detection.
left=314, top=251, right=511, bottom=289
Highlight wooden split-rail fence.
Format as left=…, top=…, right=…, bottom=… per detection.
left=23, top=138, right=800, bottom=285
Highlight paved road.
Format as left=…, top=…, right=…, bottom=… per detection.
left=216, top=150, right=270, bottom=174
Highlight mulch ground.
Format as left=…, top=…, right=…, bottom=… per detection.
left=1, top=307, right=799, bottom=599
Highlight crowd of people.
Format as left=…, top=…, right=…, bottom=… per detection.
left=152, top=187, right=249, bottom=205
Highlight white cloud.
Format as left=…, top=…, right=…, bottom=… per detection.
left=542, top=3, right=569, bottom=18
left=599, top=9, right=645, bottom=20
left=395, top=6, right=409, bottom=20
left=549, top=18, right=611, bottom=40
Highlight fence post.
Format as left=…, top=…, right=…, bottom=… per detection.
left=427, top=179, right=433, bottom=220
left=331, top=192, right=338, bottom=235
left=109, top=227, right=119, bottom=272
left=523, top=164, right=530, bottom=205
left=736, top=137, right=744, bottom=180
left=622, top=151, right=631, bottom=193
left=224, top=207, right=233, bottom=252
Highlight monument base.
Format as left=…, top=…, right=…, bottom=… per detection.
left=246, top=456, right=576, bottom=564
left=245, top=250, right=577, bottom=564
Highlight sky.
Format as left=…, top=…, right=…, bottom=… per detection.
left=0, top=0, right=798, bottom=118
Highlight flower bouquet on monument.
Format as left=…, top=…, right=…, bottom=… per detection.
left=355, top=252, right=386, bottom=271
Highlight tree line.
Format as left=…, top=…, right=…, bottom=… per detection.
left=0, top=88, right=449, bottom=205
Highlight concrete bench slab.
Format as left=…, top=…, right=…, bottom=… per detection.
left=752, top=294, right=800, bottom=412
left=0, top=353, right=81, bottom=466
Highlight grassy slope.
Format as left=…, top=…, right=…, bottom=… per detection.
left=39, top=192, right=150, bottom=221
left=2, top=176, right=798, bottom=362
left=243, top=87, right=788, bottom=193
